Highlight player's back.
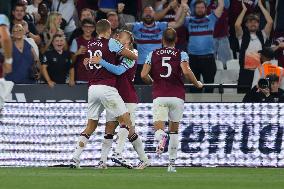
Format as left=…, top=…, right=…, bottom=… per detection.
left=87, top=37, right=118, bottom=87
left=150, top=47, right=185, bottom=100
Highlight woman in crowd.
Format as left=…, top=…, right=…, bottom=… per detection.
left=40, top=11, right=63, bottom=54
left=5, top=24, right=40, bottom=84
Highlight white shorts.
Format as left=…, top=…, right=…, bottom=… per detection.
left=153, top=97, right=184, bottom=122
left=106, top=103, right=137, bottom=125
left=0, top=78, right=14, bottom=109
left=87, top=85, right=128, bottom=120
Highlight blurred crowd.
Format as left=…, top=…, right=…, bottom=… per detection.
left=0, top=0, right=283, bottom=93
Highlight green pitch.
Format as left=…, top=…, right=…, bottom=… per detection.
left=0, top=167, right=283, bottom=189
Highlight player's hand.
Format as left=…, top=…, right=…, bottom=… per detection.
left=242, top=0, right=248, bottom=11
left=196, top=81, right=203, bottom=89
left=47, top=80, right=55, bottom=88
left=83, top=58, right=90, bottom=66
left=117, top=3, right=125, bottom=14
left=90, top=55, right=102, bottom=64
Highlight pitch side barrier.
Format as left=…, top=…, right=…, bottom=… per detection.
left=8, top=84, right=247, bottom=103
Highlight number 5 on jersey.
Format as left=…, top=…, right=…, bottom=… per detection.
left=88, top=50, right=103, bottom=69
left=160, top=57, right=172, bottom=78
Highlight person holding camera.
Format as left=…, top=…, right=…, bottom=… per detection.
left=243, top=74, right=284, bottom=102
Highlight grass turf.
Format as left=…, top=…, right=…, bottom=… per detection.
left=0, top=167, right=283, bottom=189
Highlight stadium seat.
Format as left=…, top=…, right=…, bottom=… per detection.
left=216, top=60, right=224, bottom=70
left=226, top=59, right=240, bottom=70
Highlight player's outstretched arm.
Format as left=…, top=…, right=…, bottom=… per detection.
left=181, top=61, right=203, bottom=88
left=98, top=59, right=128, bottom=75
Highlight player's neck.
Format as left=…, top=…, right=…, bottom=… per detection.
left=163, top=45, right=175, bottom=48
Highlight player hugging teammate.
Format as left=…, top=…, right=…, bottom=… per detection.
left=70, top=19, right=148, bottom=169
left=70, top=20, right=202, bottom=172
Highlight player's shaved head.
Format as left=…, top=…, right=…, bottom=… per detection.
left=162, top=28, right=177, bottom=46
left=96, top=19, right=111, bottom=35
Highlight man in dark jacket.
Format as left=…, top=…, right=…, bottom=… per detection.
left=243, top=74, right=284, bottom=102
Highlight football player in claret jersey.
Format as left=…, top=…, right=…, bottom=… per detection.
left=90, top=30, right=149, bottom=169
left=69, top=19, right=137, bottom=169
left=141, top=28, right=203, bottom=172
left=0, top=14, right=13, bottom=113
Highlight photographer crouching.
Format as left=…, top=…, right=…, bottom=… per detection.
left=243, top=74, right=284, bottom=102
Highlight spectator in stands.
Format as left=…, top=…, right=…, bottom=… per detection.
left=154, top=0, right=189, bottom=51
left=40, top=12, right=63, bottom=54
left=51, top=0, right=76, bottom=39
left=70, top=19, right=95, bottom=83
left=26, top=0, right=43, bottom=24
left=273, top=0, right=284, bottom=35
left=252, top=47, right=284, bottom=88
left=117, top=2, right=135, bottom=28
left=125, top=4, right=188, bottom=84
left=35, top=2, right=49, bottom=34
left=107, top=11, right=120, bottom=37
left=11, top=2, right=41, bottom=45
left=243, top=74, right=284, bottom=102
left=272, top=37, right=284, bottom=67
left=96, top=0, right=120, bottom=20
left=41, top=34, right=75, bottom=87
left=229, top=0, right=258, bottom=58
left=154, top=0, right=179, bottom=21
left=68, top=8, right=96, bottom=45
left=6, top=24, right=40, bottom=84
left=235, top=0, right=273, bottom=93
left=184, top=0, right=224, bottom=93
left=76, top=0, right=98, bottom=18
left=21, top=20, right=40, bottom=59
left=190, top=0, right=232, bottom=69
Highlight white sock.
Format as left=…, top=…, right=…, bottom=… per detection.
left=130, top=134, right=148, bottom=162
left=100, top=134, right=113, bottom=163
left=155, top=129, right=166, bottom=141
left=114, top=126, right=129, bottom=155
left=72, top=134, right=89, bottom=161
left=168, top=133, right=179, bottom=162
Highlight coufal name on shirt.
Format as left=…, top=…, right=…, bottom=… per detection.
left=156, top=49, right=178, bottom=56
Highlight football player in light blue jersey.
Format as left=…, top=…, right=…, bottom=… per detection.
left=0, top=14, right=14, bottom=111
